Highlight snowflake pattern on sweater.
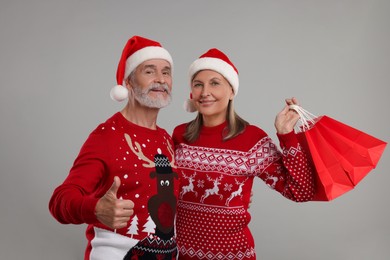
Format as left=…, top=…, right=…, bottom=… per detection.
left=172, top=122, right=314, bottom=259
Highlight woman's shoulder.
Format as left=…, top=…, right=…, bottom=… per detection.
left=244, top=124, right=267, bottom=137
left=173, top=122, right=188, bottom=134
left=172, top=122, right=189, bottom=145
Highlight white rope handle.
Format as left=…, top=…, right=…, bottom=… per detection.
left=289, top=104, right=317, bottom=132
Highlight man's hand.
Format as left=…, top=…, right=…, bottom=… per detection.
left=95, top=176, right=134, bottom=229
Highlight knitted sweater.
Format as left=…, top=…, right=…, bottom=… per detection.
left=49, top=112, right=178, bottom=260
left=172, top=121, right=314, bottom=260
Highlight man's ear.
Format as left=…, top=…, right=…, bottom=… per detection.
left=125, top=77, right=132, bottom=89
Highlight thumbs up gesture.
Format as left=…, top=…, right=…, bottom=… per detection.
left=95, top=176, right=135, bottom=229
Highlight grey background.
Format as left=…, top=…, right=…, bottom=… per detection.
left=1, top=0, right=389, bottom=259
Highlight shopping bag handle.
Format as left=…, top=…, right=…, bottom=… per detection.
left=289, top=104, right=317, bottom=132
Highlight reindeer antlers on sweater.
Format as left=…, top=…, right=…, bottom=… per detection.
left=124, top=133, right=155, bottom=168
left=166, top=137, right=176, bottom=168
left=124, top=133, right=175, bottom=168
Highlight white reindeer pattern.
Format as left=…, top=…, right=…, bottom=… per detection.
left=264, top=172, right=278, bottom=189
left=200, top=175, right=224, bottom=203
left=225, top=178, right=248, bottom=206
left=180, top=172, right=198, bottom=199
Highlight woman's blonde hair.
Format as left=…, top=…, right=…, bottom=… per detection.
left=184, top=74, right=248, bottom=143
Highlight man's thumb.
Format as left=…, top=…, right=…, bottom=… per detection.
left=107, top=176, right=121, bottom=197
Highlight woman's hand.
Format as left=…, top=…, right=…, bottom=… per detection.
left=274, top=97, right=300, bottom=135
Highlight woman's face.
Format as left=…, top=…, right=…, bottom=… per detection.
left=191, top=70, right=234, bottom=126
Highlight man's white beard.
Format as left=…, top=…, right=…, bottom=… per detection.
left=133, top=83, right=172, bottom=109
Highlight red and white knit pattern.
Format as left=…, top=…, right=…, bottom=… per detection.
left=173, top=123, right=314, bottom=259
left=177, top=201, right=255, bottom=259
left=175, top=136, right=279, bottom=176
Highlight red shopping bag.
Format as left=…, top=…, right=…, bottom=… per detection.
left=292, top=106, right=387, bottom=201
left=315, top=116, right=386, bottom=185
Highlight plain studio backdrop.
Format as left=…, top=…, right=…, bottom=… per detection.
left=1, top=1, right=389, bottom=259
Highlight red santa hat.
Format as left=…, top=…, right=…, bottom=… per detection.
left=110, top=36, right=173, bottom=102
left=184, top=48, right=239, bottom=112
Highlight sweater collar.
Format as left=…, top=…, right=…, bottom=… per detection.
left=114, top=112, right=161, bottom=134
left=200, top=121, right=228, bottom=135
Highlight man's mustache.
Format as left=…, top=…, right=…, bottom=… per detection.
left=147, top=83, right=170, bottom=94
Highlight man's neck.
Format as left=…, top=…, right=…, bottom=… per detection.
left=121, top=102, right=159, bottom=130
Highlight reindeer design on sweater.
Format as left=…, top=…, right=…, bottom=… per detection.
left=123, top=133, right=177, bottom=260
left=200, top=175, right=224, bottom=203
left=264, top=172, right=279, bottom=189
left=180, top=172, right=197, bottom=199
left=225, top=178, right=248, bottom=206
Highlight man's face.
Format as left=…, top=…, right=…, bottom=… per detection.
left=130, top=59, right=172, bottom=109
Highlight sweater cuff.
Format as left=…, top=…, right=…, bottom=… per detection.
left=276, top=130, right=299, bottom=149
left=81, top=196, right=100, bottom=224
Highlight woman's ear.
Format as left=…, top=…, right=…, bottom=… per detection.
left=229, top=88, right=234, bottom=100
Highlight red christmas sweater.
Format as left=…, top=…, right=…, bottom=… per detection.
left=49, top=112, right=179, bottom=260
left=172, top=121, right=314, bottom=260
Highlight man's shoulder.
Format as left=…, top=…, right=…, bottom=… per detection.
left=156, top=125, right=173, bottom=140
left=90, top=113, right=122, bottom=135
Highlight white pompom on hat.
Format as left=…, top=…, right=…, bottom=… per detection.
left=110, top=36, right=173, bottom=102
left=185, top=48, right=239, bottom=112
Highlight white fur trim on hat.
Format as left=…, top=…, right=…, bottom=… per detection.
left=110, top=85, right=128, bottom=102
left=189, top=57, right=239, bottom=95
left=124, top=46, right=173, bottom=82
left=183, top=98, right=197, bottom=113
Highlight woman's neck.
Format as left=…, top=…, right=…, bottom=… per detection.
left=202, top=115, right=226, bottom=127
